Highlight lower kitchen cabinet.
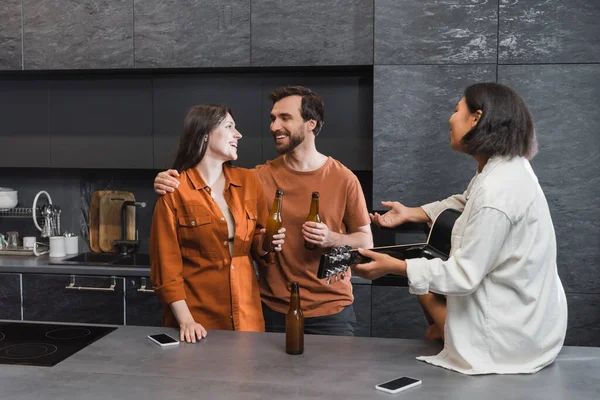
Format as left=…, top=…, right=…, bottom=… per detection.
left=22, top=274, right=125, bottom=325
left=371, top=286, right=429, bottom=340
left=125, top=277, right=163, bottom=327
left=352, top=284, right=371, bottom=337
left=0, top=273, right=22, bottom=320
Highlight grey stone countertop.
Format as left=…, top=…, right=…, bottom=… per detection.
left=0, top=254, right=371, bottom=284
left=0, top=322, right=598, bottom=400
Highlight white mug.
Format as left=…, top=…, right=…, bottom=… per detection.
left=49, top=236, right=66, bottom=258
left=23, top=236, right=36, bottom=250
left=65, top=236, right=79, bottom=254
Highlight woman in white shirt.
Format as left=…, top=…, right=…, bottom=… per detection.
left=354, top=82, right=568, bottom=375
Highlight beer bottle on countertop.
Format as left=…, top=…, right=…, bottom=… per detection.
left=286, top=281, right=304, bottom=355
left=304, top=192, right=321, bottom=250
left=262, top=189, right=284, bottom=253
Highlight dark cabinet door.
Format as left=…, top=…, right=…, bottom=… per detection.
left=352, top=283, right=371, bottom=337
left=152, top=76, right=262, bottom=170
left=0, top=273, right=22, bottom=320
left=125, top=277, right=163, bottom=327
left=49, top=79, right=153, bottom=169
left=371, top=286, right=428, bottom=340
left=0, top=80, right=50, bottom=167
left=22, top=274, right=125, bottom=325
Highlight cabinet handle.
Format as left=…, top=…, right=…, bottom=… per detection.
left=65, top=275, right=116, bottom=292
left=137, top=277, right=155, bottom=293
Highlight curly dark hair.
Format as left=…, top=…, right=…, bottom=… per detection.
left=269, top=86, right=325, bottom=136
left=172, top=104, right=233, bottom=171
left=460, top=83, right=537, bottom=159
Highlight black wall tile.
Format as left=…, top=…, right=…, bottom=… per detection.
left=23, top=0, right=133, bottom=69
left=135, top=0, right=251, bottom=68
left=376, top=0, right=498, bottom=64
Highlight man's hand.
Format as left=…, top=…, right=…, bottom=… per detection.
left=351, top=248, right=407, bottom=280
left=256, top=227, right=286, bottom=254
left=302, top=221, right=340, bottom=248
left=154, top=169, right=180, bottom=195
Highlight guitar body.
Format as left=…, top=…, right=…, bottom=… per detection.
left=318, top=208, right=461, bottom=281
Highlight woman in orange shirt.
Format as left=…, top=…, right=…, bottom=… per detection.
left=150, top=104, right=285, bottom=343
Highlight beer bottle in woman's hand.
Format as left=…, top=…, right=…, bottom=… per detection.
left=262, top=189, right=284, bottom=253
left=304, top=192, right=321, bottom=250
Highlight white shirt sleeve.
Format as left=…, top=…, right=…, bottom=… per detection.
left=406, top=206, right=511, bottom=295
left=421, top=193, right=467, bottom=221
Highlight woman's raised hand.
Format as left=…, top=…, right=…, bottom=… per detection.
left=369, top=201, right=411, bottom=228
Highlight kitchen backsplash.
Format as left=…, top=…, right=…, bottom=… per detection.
left=0, top=168, right=372, bottom=254
left=0, top=168, right=159, bottom=253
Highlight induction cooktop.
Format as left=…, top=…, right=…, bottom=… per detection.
left=0, top=322, right=116, bottom=367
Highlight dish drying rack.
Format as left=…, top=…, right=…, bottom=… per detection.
left=0, top=191, right=54, bottom=256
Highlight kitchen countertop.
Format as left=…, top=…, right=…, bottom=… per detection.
left=0, top=254, right=153, bottom=277
left=0, top=323, right=598, bottom=400
left=0, top=254, right=371, bottom=284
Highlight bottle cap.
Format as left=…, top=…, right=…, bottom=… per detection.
left=276, top=189, right=284, bottom=196
left=311, top=192, right=319, bottom=198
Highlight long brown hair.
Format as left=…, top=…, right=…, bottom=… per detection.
left=172, top=104, right=233, bottom=171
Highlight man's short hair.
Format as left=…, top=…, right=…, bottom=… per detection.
left=269, top=86, right=325, bottom=136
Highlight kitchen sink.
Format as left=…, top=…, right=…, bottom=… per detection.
left=114, top=253, right=150, bottom=267
left=51, top=252, right=151, bottom=268
left=61, top=252, right=123, bottom=264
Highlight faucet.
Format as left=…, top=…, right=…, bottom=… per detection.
left=113, top=200, right=146, bottom=255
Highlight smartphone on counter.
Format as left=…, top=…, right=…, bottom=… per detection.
left=148, top=333, right=179, bottom=347
left=375, top=376, right=422, bottom=394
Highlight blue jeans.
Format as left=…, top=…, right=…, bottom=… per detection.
left=262, top=302, right=356, bottom=336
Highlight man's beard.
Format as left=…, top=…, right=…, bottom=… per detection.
left=274, top=129, right=305, bottom=155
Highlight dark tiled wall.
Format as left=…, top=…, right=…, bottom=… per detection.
left=0, top=0, right=22, bottom=70
left=1, top=0, right=375, bottom=70
left=373, top=0, right=600, bottom=346
left=251, top=0, right=373, bottom=66
left=22, top=0, right=134, bottom=69
left=134, top=0, right=251, bottom=68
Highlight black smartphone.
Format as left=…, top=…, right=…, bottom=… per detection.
left=147, top=333, right=179, bottom=347
left=375, top=376, right=422, bottom=394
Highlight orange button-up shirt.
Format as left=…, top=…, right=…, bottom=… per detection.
left=150, top=164, right=267, bottom=332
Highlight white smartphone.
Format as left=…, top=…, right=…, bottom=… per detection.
left=375, top=376, right=422, bottom=394
left=147, top=333, right=179, bottom=347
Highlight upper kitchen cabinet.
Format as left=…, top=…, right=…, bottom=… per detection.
left=260, top=74, right=372, bottom=171
left=0, top=0, right=22, bottom=70
left=134, top=0, right=251, bottom=68
left=49, top=78, right=153, bottom=169
left=499, top=0, right=600, bottom=64
left=375, top=0, right=498, bottom=65
left=153, top=76, right=262, bottom=170
left=0, top=80, right=50, bottom=167
left=251, top=0, right=373, bottom=66
left=22, top=0, right=133, bottom=70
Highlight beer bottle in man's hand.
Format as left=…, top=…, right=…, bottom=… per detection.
left=304, top=192, right=321, bottom=250
left=286, top=281, right=304, bottom=355
left=262, top=189, right=284, bottom=253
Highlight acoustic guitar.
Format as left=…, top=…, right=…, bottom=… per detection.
left=317, top=208, right=461, bottom=284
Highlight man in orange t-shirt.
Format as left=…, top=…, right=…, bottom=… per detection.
left=155, top=86, right=373, bottom=336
